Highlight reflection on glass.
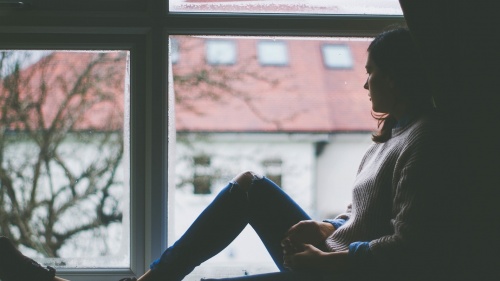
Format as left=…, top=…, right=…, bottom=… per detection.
left=0, top=50, right=130, bottom=268
left=168, top=35, right=376, bottom=277
left=169, top=0, right=402, bottom=15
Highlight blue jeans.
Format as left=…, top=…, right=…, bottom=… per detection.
left=150, top=176, right=315, bottom=280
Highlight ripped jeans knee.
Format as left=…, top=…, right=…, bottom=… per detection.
left=229, top=171, right=263, bottom=197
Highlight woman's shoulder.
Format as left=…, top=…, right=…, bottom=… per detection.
left=391, top=111, right=443, bottom=148
left=403, top=111, right=441, bottom=134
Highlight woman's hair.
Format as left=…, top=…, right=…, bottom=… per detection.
left=368, top=28, right=433, bottom=143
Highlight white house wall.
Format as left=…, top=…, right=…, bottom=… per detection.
left=315, top=133, right=372, bottom=219
left=169, top=132, right=372, bottom=275
left=171, top=133, right=317, bottom=268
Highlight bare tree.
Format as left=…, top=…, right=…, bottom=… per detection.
left=171, top=36, right=297, bottom=191
left=0, top=37, right=291, bottom=258
left=0, top=51, right=126, bottom=257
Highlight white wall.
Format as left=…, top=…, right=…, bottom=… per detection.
left=170, top=133, right=317, bottom=268
left=315, top=133, right=372, bottom=219
left=169, top=132, right=372, bottom=277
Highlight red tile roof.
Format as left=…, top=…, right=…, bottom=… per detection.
left=0, top=51, right=126, bottom=132
left=6, top=37, right=376, bottom=133
left=173, top=36, right=376, bottom=132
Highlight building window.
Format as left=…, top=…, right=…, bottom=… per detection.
left=322, top=44, right=353, bottom=69
left=262, top=158, right=283, bottom=187
left=193, top=155, right=212, bottom=194
left=170, top=37, right=179, bottom=64
left=206, top=39, right=237, bottom=65
left=257, top=41, right=288, bottom=66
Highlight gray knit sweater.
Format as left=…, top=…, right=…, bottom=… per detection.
left=324, top=113, right=443, bottom=269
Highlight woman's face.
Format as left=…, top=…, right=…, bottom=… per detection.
left=364, top=55, right=398, bottom=114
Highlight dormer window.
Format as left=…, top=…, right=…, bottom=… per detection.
left=322, top=44, right=353, bottom=69
left=206, top=39, right=237, bottom=65
left=257, top=41, right=288, bottom=66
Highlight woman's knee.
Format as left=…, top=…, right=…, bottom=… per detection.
left=231, top=171, right=263, bottom=192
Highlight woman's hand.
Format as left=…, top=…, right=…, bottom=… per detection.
left=283, top=245, right=349, bottom=272
left=281, top=220, right=335, bottom=254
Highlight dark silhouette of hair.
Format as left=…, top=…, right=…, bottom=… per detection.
left=368, top=28, right=433, bottom=143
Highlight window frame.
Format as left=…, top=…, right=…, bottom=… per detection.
left=0, top=0, right=145, bottom=12
left=0, top=1, right=405, bottom=280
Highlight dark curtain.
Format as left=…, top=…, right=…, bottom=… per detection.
left=400, top=0, right=500, bottom=279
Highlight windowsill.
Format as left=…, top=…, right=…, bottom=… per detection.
left=183, top=262, right=278, bottom=281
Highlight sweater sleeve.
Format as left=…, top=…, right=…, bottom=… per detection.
left=348, top=242, right=375, bottom=268
left=322, top=219, right=347, bottom=230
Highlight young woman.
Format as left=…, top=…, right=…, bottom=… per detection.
left=0, top=28, right=448, bottom=281
left=124, top=27, right=447, bottom=281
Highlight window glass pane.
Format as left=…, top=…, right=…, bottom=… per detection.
left=168, top=35, right=375, bottom=279
left=169, top=0, right=403, bottom=15
left=0, top=50, right=130, bottom=268
left=257, top=41, right=288, bottom=66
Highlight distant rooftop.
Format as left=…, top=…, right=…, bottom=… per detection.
left=172, top=36, right=376, bottom=133
left=5, top=36, right=377, bottom=133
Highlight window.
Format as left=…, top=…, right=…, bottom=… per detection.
left=262, top=159, right=283, bottom=186
left=0, top=50, right=130, bottom=268
left=170, top=38, right=180, bottom=64
left=169, top=0, right=403, bottom=15
left=170, top=34, right=377, bottom=278
left=193, top=155, right=213, bottom=194
left=257, top=41, right=288, bottom=66
left=322, top=44, right=353, bottom=69
left=206, top=40, right=237, bottom=65
left=1, top=1, right=405, bottom=281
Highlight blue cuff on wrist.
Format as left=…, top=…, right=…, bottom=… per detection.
left=322, top=219, right=347, bottom=230
left=348, top=241, right=375, bottom=269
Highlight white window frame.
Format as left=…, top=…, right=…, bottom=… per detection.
left=0, top=2, right=405, bottom=280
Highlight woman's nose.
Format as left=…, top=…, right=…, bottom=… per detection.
left=364, top=80, right=368, bottom=90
